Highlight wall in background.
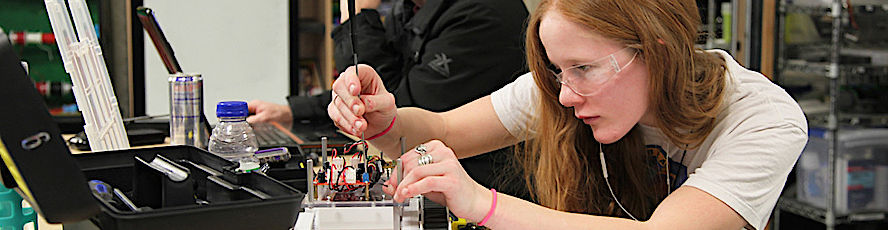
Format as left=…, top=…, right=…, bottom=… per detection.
left=524, top=0, right=541, bottom=13
left=143, top=0, right=289, bottom=124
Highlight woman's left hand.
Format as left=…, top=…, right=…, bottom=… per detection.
left=384, top=140, right=493, bottom=222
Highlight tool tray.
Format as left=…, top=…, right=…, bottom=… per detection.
left=0, top=36, right=301, bottom=229
left=73, top=145, right=304, bottom=229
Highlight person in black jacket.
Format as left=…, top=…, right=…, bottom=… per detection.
left=248, top=0, right=530, bottom=200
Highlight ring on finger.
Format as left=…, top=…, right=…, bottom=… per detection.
left=417, top=153, right=433, bottom=166
left=415, top=144, right=427, bottom=154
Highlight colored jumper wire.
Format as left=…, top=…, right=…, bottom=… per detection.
left=346, top=0, right=372, bottom=199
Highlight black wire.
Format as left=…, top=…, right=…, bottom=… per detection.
left=347, top=0, right=359, bottom=80
left=333, top=166, right=356, bottom=192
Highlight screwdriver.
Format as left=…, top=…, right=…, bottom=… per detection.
left=346, top=0, right=364, bottom=144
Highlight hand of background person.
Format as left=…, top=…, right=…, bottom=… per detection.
left=328, top=64, right=396, bottom=137
left=382, top=140, right=493, bottom=222
left=246, top=100, right=293, bottom=127
left=339, top=0, right=382, bottom=23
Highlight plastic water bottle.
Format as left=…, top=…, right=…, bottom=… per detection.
left=208, top=101, right=259, bottom=162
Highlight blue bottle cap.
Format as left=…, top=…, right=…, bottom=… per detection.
left=216, top=101, right=249, bottom=117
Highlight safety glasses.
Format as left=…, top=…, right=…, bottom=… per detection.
left=548, top=47, right=639, bottom=96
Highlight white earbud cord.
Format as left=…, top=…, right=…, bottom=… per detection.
left=599, top=142, right=672, bottom=221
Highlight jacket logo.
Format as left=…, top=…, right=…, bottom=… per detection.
left=428, top=53, right=452, bottom=76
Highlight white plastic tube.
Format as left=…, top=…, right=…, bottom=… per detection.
left=45, top=0, right=129, bottom=151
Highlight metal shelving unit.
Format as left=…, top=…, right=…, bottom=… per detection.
left=699, top=0, right=743, bottom=56
left=697, top=0, right=764, bottom=69
left=784, top=4, right=835, bottom=15
left=783, top=61, right=888, bottom=79
left=776, top=196, right=887, bottom=226
left=806, top=113, right=888, bottom=127
left=774, top=1, right=888, bottom=229
left=700, top=0, right=734, bottom=50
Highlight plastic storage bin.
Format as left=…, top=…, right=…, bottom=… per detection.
left=73, top=145, right=304, bottom=230
left=797, top=128, right=888, bottom=214
left=0, top=185, right=37, bottom=230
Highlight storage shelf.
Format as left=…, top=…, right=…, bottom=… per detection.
left=780, top=3, right=888, bottom=15
left=777, top=196, right=828, bottom=224
left=784, top=43, right=888, bottom=50
left=777, top=197, right=888, bottom=225
left=804, top=112, right=888, bottom=127
left=781, top=61, right=888, bottom=77
left=782, top=61, right=831, bottom=75
left=781, top=4, right=834, bottom=15
left=776, top=2, right=888, bottom=229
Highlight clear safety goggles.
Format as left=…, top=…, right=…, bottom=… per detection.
left=548, top=47, right=639, bottom=96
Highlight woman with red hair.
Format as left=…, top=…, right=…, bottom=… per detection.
left=328, top=0, right=807, bottom=229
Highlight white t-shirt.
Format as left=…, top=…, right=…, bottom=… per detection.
left=490, top=49, right=808, bottom=230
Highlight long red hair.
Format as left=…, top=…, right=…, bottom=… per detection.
left=520, top=0, right=727, bottom=219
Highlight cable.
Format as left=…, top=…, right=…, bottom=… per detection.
left=599, top=142, right=639, bottom=221
left=347, top=141, right=368, bottom=159
left=599, top=142, right=676, bottom=221
left=665, top=150, right=671, bottom=194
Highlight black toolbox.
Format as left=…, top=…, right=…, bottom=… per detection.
left=0, top=33, right=304, bottom=229
left=75, top=146, right=305, bottom=229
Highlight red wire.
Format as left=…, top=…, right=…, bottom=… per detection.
left=348, top=141, right=369, bottom=159
left=345, top=141, right=367, bottom=153
left=345, top=142, right=357, bottom=152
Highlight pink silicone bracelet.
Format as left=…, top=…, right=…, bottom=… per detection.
left=477, top=188, right=497, bottom=226
left=365, top=116, right=396, bottom=141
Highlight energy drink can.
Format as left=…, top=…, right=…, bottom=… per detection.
left=169, top=73, right=207, bottom=148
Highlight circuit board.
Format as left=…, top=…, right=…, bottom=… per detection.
left=309, top=140, right=392, bottom=202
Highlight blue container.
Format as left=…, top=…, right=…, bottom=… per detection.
left=0, top=185, right=37, bottom=230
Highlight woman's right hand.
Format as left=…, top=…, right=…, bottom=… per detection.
left=328, top=64, right=396, bottom=138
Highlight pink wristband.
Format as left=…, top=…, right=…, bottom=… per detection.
left=477, top=188, right=497, bottom=226
left=365, top=116, right=396, bottom=141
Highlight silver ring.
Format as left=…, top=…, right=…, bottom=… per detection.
left=415, top=144, right=427, bottom=154
left=418, top=153, right=433, bottom=166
